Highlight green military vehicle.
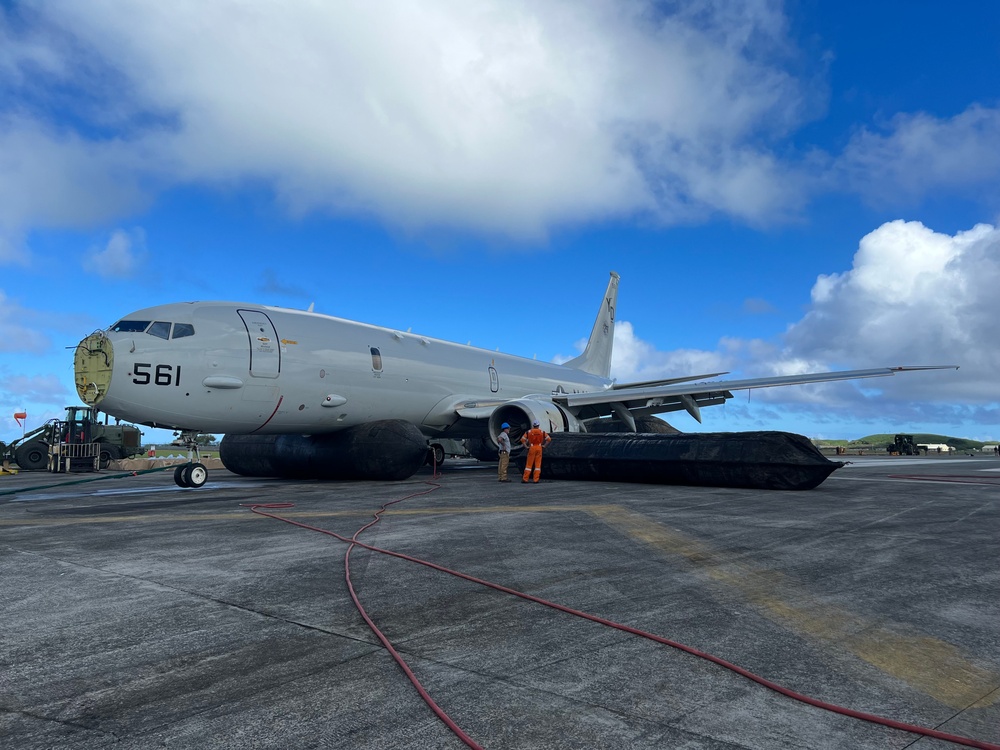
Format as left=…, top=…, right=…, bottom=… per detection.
left=1, top=405, right=144, bottom=470
left=886, top=433, right=922, bottom=456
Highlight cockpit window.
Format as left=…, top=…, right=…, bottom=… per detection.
left=147, top=321, right=171, bottom=339
left=111, top=320, right=151, bottom=332
left=172, top=323, right=195, bottom=339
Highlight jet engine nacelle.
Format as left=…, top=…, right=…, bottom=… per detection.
left=488, top=398, right=582, bottom=445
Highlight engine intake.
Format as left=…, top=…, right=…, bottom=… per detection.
left=488, top=398, right=581, bottom=446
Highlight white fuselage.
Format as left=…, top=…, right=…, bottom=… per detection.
left=80, top=301, right=612, bottom=436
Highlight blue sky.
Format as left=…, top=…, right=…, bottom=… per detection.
left=2, top=0, right=999, bottom=445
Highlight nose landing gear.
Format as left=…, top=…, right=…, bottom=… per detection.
left=173, top=430, right=208, bottom=488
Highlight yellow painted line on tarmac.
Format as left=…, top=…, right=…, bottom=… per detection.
left=587, top=505, right=1000, bottom=710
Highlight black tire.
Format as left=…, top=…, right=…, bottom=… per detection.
left=426, top=443, right=445, bottom=466
left=183, top=463, right=208, bottom=488
left=97, top=444, right=121, bottom=469
left=15, top=441, right=48, bottom=471
left=174, top=464, right=190, bottom=487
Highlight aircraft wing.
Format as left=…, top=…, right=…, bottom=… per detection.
left=554, top=365, right=959, bottom=423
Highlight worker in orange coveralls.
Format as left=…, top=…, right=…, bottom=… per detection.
left=520, top=420, right=552, bottom=483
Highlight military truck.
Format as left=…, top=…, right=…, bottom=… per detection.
left=1, top=406, right=143, bottom=470
left=886, top=433, right=922, bottom=456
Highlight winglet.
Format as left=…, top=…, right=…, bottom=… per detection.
left=562, top=271, right=619, bottom=379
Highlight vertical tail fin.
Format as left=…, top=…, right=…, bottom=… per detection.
left=563, top=271, right=619, bottom=379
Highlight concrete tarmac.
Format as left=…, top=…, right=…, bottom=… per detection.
left=1, top=455, right=999, bottom=749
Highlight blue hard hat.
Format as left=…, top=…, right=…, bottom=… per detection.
left=501, top=422, right=510, bottom=429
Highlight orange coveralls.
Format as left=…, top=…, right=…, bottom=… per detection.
left=521, top=427, right=552, bottom=483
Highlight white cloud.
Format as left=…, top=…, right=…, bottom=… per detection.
left=0, top=289, right=51, bottom=352
left=0, top=0, right=819, bottom=243
left=0, top=116, right=151, bottom=262
left=785, top=220, right=999, bottom=401
left=0, top=371, right=69, bottom=405
left=609, top=321, right=734, bottom=383
left=86, top=228, right=147, bottom=278
left=0, top=230, right=27, bottom=265
left=838, top=105, right=1000, bottom=205
left=583, top=221, right=998, bottom=431
left=2, top=2, right=998, bottom=250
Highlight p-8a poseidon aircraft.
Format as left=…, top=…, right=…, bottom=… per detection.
left=74, top=272, right=952, bottom=487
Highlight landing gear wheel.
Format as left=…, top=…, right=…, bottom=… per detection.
left=173, top=464, right=190, bottom=488
left=426, top=443, right=445, bottom=466
left=183, top=462, right=208, bottom=488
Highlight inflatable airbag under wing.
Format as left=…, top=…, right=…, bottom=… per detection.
left=220, top=419, right=427, bottom=480
left=535, top=431, right=843, bottom=490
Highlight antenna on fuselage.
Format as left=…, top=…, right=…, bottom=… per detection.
left=307, top=302, right=315, bottom=312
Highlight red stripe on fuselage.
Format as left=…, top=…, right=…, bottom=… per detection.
left=251, top=395, right=284, bottom=433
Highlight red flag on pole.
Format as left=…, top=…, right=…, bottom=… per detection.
left=13, top=411, right=26, bottom=427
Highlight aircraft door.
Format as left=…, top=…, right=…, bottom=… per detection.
left=238, top=309, right=281, bottom=379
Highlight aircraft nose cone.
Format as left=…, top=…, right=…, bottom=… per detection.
left=74, top=331, right=114, bottom=406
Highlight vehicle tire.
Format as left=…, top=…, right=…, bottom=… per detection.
left=173, top=464, right=190, bottom=488
left=98, top=444, right=121, bottom=469
left=15, top=441, right=48, bottom=471
left=427, top=443, right=445, bottom=466
left=183, top=462, right=208, bottom=488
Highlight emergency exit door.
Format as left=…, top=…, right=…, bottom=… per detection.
left=238, top=309, right=280, bottom=378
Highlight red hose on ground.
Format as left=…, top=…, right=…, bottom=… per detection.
left=244, top=487, right=483, bottom=749
left=241, top=495, right=999, bottom=750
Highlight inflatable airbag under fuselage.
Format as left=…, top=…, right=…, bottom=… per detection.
left=220, top=419, right=427, bottom=481
left=520, top=431, right=843, bottom=490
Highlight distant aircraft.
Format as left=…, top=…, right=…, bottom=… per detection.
left=73, top=272, right=954, bottom=487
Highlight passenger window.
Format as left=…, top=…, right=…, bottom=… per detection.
left=370, top=347, right=383, bottom=372
left=147, top=321, right=171, bottom=339
left=111, top=320, right=151, bottom=332
left=172, top=323, right=195, bottom=339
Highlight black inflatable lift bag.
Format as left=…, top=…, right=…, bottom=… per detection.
left=530, top=431, right=844, bottom=490
left=220, top=419, right=428, bottom=481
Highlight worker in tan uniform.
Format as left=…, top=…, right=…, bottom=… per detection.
left=520, top=420, right=552, bottom=483
left=497, top=422, right=512, bottom=482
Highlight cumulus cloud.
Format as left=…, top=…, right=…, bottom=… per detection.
left=0, top=289, right=51, bottom=352
left=0, top=0, right=822, bottom=246
left=839, top=105, right=1000, bottom=206
left=0, top=116, right=152, bottom=257
left=1, top=1, right=998, bottom=252
left=577, top=221, right=996, bottom=430
left=784, top=220, right=998, bottom=402
left=86, top=228, right=147, bottom=278
left=609, top=321, right=734, bottom=383
left=0, top=372, right=69, bottom=406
